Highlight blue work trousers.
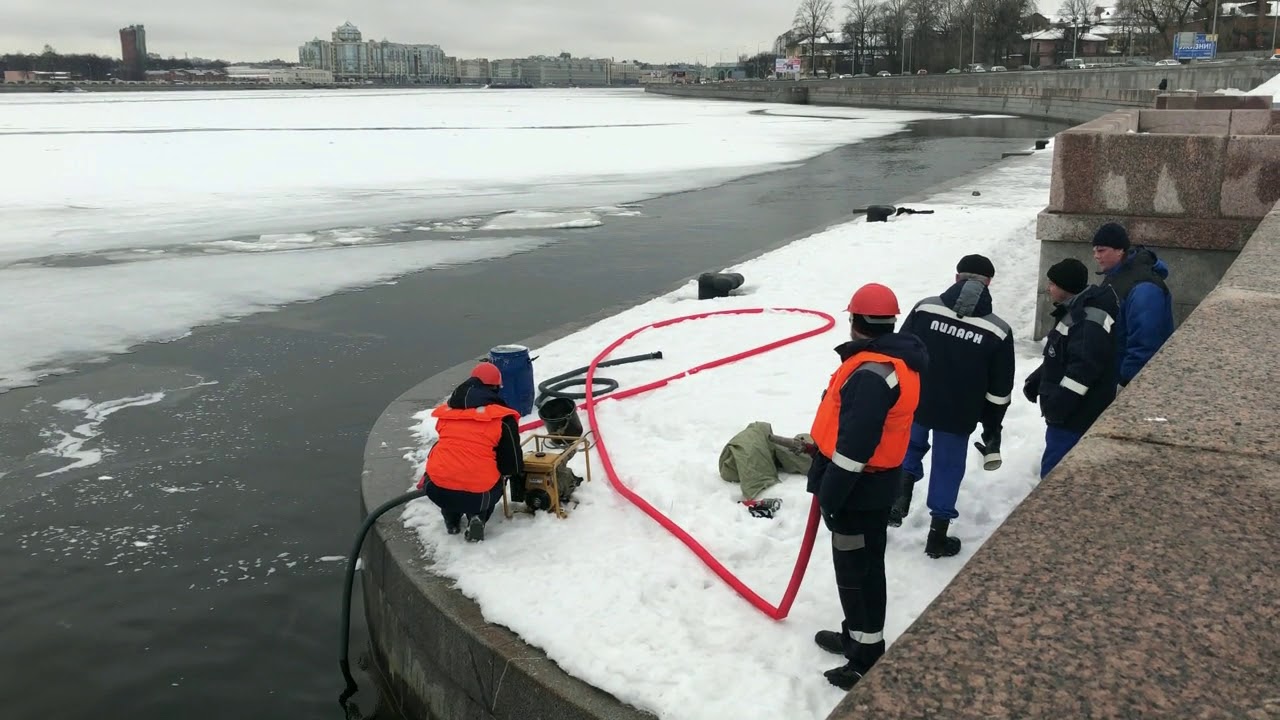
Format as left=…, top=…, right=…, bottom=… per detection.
left=901, top=422, right=970, bottom=521
left=1041, top=426, right=1084, bottom=479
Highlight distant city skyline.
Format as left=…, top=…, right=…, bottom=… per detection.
left=0, top=1, right=812, bottom=64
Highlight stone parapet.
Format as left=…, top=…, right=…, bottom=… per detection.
left=827, top=202, right=1280, bottom=720
left=645, top=63, right=1280, bottom=125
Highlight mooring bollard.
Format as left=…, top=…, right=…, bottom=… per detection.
left=865, top=205, right=896, bottom=222
left=698, top=272, right=745, bottom=299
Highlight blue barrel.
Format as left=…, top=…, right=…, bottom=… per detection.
left=487, top=344, right=535, bottom=417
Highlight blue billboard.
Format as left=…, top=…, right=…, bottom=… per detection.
left=1173, top=32, right=1217, bottom=60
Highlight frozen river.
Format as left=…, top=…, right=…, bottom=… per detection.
left=0, top=87, right=1064, bottom=718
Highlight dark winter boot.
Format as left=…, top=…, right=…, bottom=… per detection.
left=823, top=662, right=865, bottom=691
left=814, top=630, right=844, bottom=655
left=887, top=474, right=916, bottom=527
left=443, top=512, right=462, bottom=536
left=464, top=515, right=485, bottom=543
left=925, top=517, right=961, bottom=558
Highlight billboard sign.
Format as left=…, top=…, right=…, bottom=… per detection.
left=1173, top=32, right=1217, bottom=60
left=774, top=57, right=802, bottom=75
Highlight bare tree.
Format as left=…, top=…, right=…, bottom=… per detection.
left=877, top=0, right=912, bottom=72
left=906, top=0, right=938, bottom=71
left=990, top=0, right=1032, bottom=65
left=1112, top=0, right=1143, bottom=56
left=794, top=0, right=836, bottom=75
left=935, top=0, right=973, bottom=70
left=1059, top=0, right=1096, bottom=58
left=843, top=0, right=879, bottom=73
left=1129, top=0, right=1199, bottom=55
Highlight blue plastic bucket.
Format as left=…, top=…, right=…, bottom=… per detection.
left=487, top=344, right=535, bottom=417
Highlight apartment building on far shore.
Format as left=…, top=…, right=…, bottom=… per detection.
left=299, top=22, right=447, bottom=83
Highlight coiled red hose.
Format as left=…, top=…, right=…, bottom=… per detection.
left=519, top=307, right=835, bottom=620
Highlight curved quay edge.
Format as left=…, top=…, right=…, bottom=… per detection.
left=359, top=304, right=660, bottom=720
left=357, top=145, right=1059, bottom=720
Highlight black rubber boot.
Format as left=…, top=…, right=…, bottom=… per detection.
left=887, top=474, right=916, bottom=527
left=823, top=662, right=865, bottom=691
left=465, top=515, right=485, bottom=543
left=814, top=630, right=844, bottom=655
left=443, top=512, right=462, bottom=535
left=925, top=517, right=961, bottom=558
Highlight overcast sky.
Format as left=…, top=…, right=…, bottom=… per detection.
left=0, top=1, right=824, bottom=64
left=3, top=0, right=1057, bottom=64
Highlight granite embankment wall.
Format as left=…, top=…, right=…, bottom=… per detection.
left=645, top=63, right=1280, bottom=124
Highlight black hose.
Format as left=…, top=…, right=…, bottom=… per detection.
left=339, top=488, right=428, bottom=712
left=535, top=351, right=663, bottom=404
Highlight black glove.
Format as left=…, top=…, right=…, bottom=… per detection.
left=973, top=428, right=1002, bottom=471
left=1022, top=370, right=1041, bottom=404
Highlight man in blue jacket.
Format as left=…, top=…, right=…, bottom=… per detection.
left=1024, top=259, right=1120, bottom=477
left=1091, top=223, right=1174, bottom=387
left=893, top=254, right=1015, bottom=559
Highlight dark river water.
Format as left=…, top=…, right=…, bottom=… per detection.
left=0, top=115, right=1066, bottom=719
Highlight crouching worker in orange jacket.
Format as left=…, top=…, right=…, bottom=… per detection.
left=417, top=362, right=525, bottom=543
left=807, top=283, right=928, bottom=690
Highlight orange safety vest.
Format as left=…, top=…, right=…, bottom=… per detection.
left=809, top=350, right=921, bottom=472
left=424, top=403, right=521, bottom=493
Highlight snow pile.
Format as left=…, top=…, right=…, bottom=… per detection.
left=401, top=145, right=1056, bottom=720
left=1247, top=70, right=1280, bottom=97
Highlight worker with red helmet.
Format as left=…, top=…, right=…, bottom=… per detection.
left=417, top=361, right=525, bottom=542
left=806, top=282, right=929, bottom=690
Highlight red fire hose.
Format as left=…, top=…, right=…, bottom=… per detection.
left=519, top=307, right=835, bottom=620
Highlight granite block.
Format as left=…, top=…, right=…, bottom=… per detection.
left=1220, top=206, right=1280, bottom=294
left=1156, top=94, right=1199, bottom=110
left=1228, top=109, right=1280, bottom=136
left=1162, top=92, right=1198, bottom=110
left=1033, top=237, right=1240, bottom=338
left=1050, top=132, right=1226, bottom=217
left=1190, top=93, right=1273, bottom=110
left=1221, top=136, right=1280, bottom=219
left=1090, top=287, right=1280, bottom=459
left=1035, top=209, right=1257, bottom=250
left=1136, top=109, right=1229, bottom=135
left=831, top=436, right=1280, bottom=720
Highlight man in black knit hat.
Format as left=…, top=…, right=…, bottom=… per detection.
left=1091, top=222, right=1174, bottom=387
left=1024, top=258, right=1120, bottom=477
left=895, top=254, right=1015, bottom=558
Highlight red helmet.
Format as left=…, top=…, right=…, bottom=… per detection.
left=471, top=361, right=503, bottom=387
left=846, top=283, right=900, bottom=316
